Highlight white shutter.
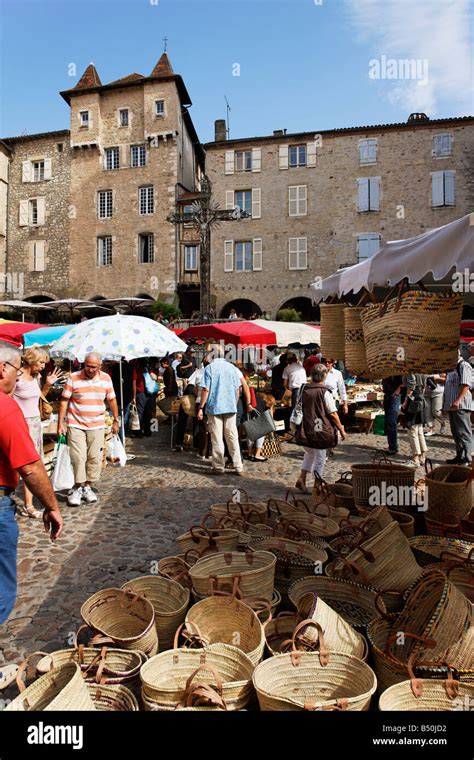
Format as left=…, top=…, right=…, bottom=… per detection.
left=298, top=238, right=307, bottom=269
left=288, top=238, right=298, bottom=270
left=224, top=240, right=234, bottom=271
left=43, top=158, right=52, bottom=180
left=299, top=185, right=307, bottom=215
left=357, top=179, right=369, bottom=212
left=444, top=170, right=456, bottom=205
left=279, top=145, right=289, bottom=170
left=431, top=171, right=444, bottom=206
left=252, top=188, right=261, bottom=218
left=368, top=234, right=381, bottom=258
left=307, top=142, right=316, bottom=167
left=19, top=200, right=29, bottom=226
left=253, top=238, right=262, bottom=271
left=225, top=151, right=235, bottom=175
left=27, top=241, right=35, bottom=271
left=369, top=177, right=380, bottom=211
left=34, top=240, right=45, bottom=271
left=22, top=161, right=31, bottom=183
left=225, top=190, right=234, bottom=210
left=288, top=186, right=297, bottom=216
left=252, top=148, right=261, bottom=172
left=37, top=197, right=45, bottom=225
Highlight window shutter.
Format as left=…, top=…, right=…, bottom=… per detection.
left=225, top=151, right=235, bottom=175
left=369, top=177, right=380, bottom=211
left=444, top=170, right=456, bottom=205
left=224, top=240, right=234, bottom=271
left=43, top=158, right=52, bottom=180
left=37, top=197, right=45, bottom=225
left=359, top=141, right=369, bottom=164
left=252, top=188, right=261, bottom=219
left=22, top=161, right=31, bottom=183
left=252, top=148, right=261, bottom=172
left=19, top=200, right=29, bottom=226
left=34, top=240, right=45, bottom=271
left=431, top=171, right=444, bottom=206
left=288, top=238, right=298, bottom=270
left=288, top=186, right=297, bottom=216
left=299, top=185, right=307, bottom=215
left=279, top=145, right=289, bottom=170
left=369, top=234, right=381, bottom=258
left=298, top=238, right=307, bottom=269
left=307, top=142, right=316, bottom=167
left=27, top=241, right=35, bottom=271
left=253, top=238, right=262, bottom=271
left=357, top=179, right=369, bottom=212
left=225, top=190, right=234, bottom=210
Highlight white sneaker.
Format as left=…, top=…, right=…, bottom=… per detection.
left=68, top=487, right=83, bottom=507
left=82, top=486, right=98, bottom=504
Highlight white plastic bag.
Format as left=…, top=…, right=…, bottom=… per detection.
left=50, top=435, right=75, bottom=491
left=107, top=434, right=127, bottom=467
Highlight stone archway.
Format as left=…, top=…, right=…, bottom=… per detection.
left=219, top=299, right=262, bottom=319
left=277, top=297, right=319, bottom=321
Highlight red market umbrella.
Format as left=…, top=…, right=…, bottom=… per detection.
left=168, top=327, right=184, bottom=336
left=179, top=321, right=277, bottom=347
left=0, top=322, right=47, bottom=347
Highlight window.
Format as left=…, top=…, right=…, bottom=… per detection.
left=80, top=111, right=89, bottom=128
left=105, top=147, right=120, bottom=170
left=97, top=237, right=112, bottom=267
left=289, top=145, right=306, bottom=167
left=234, top=190, right=252, bottom=215
left=155, top=100, right=165, bottom=117
left=97, top=190, right=113, bottom=219
left=235, top=241, right=253, bottom=271
left=139, top=186, right=154, bottom=215
left=33, top=161, right=45, bottom=182
left=32, top=241, right=45, bottom=271
left=359, top=138, right=377, bottom=165
left=119, top=109, right=129, bottom=127
left=19, top=198, right=44, bottom=226
left=139, top=233, right=154, bottom=264
left=235, top=151, right=252, bottom=172
left=357, top=233, right=381, bottom=263
left=130, top=144, right=146, bottom=168
left=288, top=185, right=307, bottom=216
left=432, top=133, right=453, bottom=158
left=431, top=170, right=456, bottom=207
left=29, top=199, right=38, bottom=225
left=288, top=237, right=307, bottom=270
left=182, top=203, right=195, bottom=227
left=57, top=143, right=64, bottom=153
left=184, top=244, right=198, bottom=271
left=357, top=177, right=380, bottom=211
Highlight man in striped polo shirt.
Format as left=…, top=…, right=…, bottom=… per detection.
left=58, top=352, right=119, bottom=506
left=442, top=350, right=473, bottom=465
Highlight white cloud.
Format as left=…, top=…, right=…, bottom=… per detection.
left=345, top=0, right=473, bottom=116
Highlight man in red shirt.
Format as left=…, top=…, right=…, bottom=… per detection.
left=0, top=344, right=63, bottom=625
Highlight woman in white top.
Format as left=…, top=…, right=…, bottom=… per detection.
left=282, top=353, right=308, bottom=410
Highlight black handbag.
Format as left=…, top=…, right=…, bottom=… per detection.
left=242, top=409, right=277, bottom=442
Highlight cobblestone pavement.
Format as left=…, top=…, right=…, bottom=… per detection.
left=0, top=423, right=457, bottom=676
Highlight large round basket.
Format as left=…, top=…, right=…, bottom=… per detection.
left=425, top=463, right=473, bottom=522
left=36, top=645, right=145, bottom=687
left=351, top=461, right=415, bottom=511
left=121, top=576, right=190, bottom=652
left=296, top=591, right=367, bottom=660
left=6, top=660, right=96, bottom=711
left=140, top=643, right=254, bottom=711
left=319, top=303, right=346, bottom=359
left=189, top=551, right=276, bottom=602
left=408, top=536, right=473, bottom=566
left=80, top=588, right=158, bottom=657
left=379, top=677, right=474, bottom=711
left=176, top=523, right=241, bottom=554
left=184, top=596, right=265, bottom=666
left=253, top=650, right=377, bottom=711
left=85, top=682, right=140, bottom=711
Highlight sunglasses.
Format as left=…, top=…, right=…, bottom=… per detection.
left=3, top=360, right=23, bottom=377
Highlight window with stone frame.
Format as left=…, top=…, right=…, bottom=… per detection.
left=131, top=144, right=146, bottom=168
left=97, top=190, right=113, bottom=219
left=139, top=233, right=154, bottom=264
left=97, top=236, right=112, bottom=267
left=184, top=244, right=198, bottom=271
left=32, top=161, right=45, bottom=182
left=234, top=190, right=252, bottom=215
left=119, top=109, right=129, bottom=127
left=105, top=147, right=120, bottom=170
left=139, top=186, right=154, bottom=215
left=288, top=237, right=307, bottom=270
left=80, top=110, right=89, bottom=128
left=29, top=199, right=38, bottom=225
left=155, top=100, right=165, bottom=117
left=289, top=145, right=307, bottom=167
left=235, top=151, right=252, bottom=172
left=235, top=241, right=253, bottom=271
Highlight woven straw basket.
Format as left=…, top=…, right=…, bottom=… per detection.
left=288, top=576, right=389, bottom=631
left=319, top=303, right=346, bottom=359
left=360, top=290, right=463, bottom=376
left=183, top=596, right=265, bottom=666
left=422, top=550, right=474, bottom=602
left=176, top=523, right=240, bottom=555
left=253, top=650, right=377, bottom=711
left=387, top=509, right=415, bottom=537
left=351, top=460, right=415, bottom=511
left=275, top=512, right=340, bottom=542
left=210, top=489, right=268, bottom=525
left=121, top=576, right=190, bottom=652
left=189, top=550, right=276, bottom=602
left=409, top=536, right=473, bottom=566
left=425, top=463, right=473, bottom=522
left=86, top=682, right=140, bottom=711
left=36, top=645, right=145, bottom=687
left=140, top=643, right=254, bottom=711
left=6, top=659, right=96, bottom=711
left=297, top=591, right=367, bottom=660
left=344, top=306, right=369, bottom=375
left=379, top=677, right=474, bottom=711
left=264, top=613, right=301, bottom=656
left=81, top=588, right=158, bottom=657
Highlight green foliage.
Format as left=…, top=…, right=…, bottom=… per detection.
left=277, top=308, right=302, bottom=322
left=149, top=299, right=182, bottom=319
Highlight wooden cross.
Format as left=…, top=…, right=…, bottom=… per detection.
left=167, top=175, right=250, bottom=320
left=163, top=36, right=168, bottom=52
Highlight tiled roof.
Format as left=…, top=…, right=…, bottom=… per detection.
left=74, top=64, right=102, bottom=90
left=1, top=129, right=70, bottom=143
left=107, top=73, right=144, bottom=85
left=150, top=53, right=174, bottom=78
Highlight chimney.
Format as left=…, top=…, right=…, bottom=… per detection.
left=273, top=129, right=287, bottom=136
left=215, top=119, right=227, bottom=142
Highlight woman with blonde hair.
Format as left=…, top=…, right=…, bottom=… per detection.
left=13, top=347, right=62, bottom=518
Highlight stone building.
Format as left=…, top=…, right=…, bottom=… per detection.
left=204, top=114, right=474, bottom=319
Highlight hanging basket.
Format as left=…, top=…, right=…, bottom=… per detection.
left=121, top=576, right=190, bottom=652
left=344, top=306, right=369, bottom=375
left=360, top=289, right=464, bottom=377
left=189, top=551, right=276, bottom=603
left=319, top=303, right=346, bottom=360
left=6, top=657, right=96, bottom=712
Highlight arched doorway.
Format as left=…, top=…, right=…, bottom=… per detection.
left=136, top=293, right=154, bottom=300
left=277, top=297, right=319, bottom=321
left=220, top=299, right=262, bottom=319
left=25, top=295, right=55, bottom=303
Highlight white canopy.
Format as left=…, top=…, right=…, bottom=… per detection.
left=311, top=213, right=474, bottom=303
left=253, top=319, right=320, bottom=346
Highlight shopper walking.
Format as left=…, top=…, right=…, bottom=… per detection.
left=0, top=344, right=63, bottom=624
left=401, top=373, right=428, bottom=467
left=282, top=353, right=307, bottom=411
left=382, top=375, right=403, bottom=455
left=424, top=373, right=447, bottom=436
left=13, top=348, right=62, bottom=518
left=58, top=352, right=119, bottom=506
left=132, top=358, right=158, bottom=437
left=443, top=352, right=472, bottom=464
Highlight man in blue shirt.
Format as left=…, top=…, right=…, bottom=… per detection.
left=197, top=346, right=253, bottom=474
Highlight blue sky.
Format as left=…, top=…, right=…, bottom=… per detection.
left=0, top=0, right=472, bottom=142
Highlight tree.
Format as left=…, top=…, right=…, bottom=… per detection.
left=277, top=308, right=302, bottom=322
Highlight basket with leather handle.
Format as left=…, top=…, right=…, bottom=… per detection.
left=86, top=682, right=140, bottom=711
left=312, top=472, right=356, bottom=515
left=189, top=550, right=276, bottom=603
left=176, top=512, right=241, bottom=555
left=6, top=654, right=96, bottom=711
left=379, top=657, right=474, bottom=711
left=296, top=591, right=368, bottom=660
left=424, top=459, right=473, bottom=522
left=351, top=454, right=416, bottom=510
left=39, top=392, right=53, bottom=422
left=121, top=575, right=190, bottom=652
left=408, top=535, right=473, bottom=566
left=210, top=490, right=268, bottom=525
left=422, top=549, right=474, bottom=603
